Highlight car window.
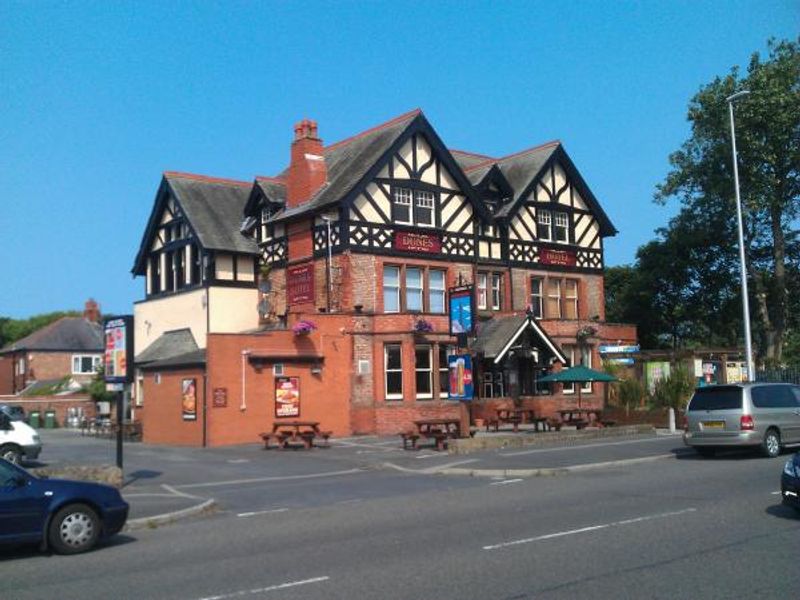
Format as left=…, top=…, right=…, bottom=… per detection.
left=791, top=386, right=800, bottom=406
left=752, top=384, right=796, bottom=408
left=687, top=386, right=742, bottom=411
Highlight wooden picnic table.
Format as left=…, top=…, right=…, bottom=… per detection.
left=259, top=420, right=331, bottom=449
left=557, top=408, right=603, bottom=429
left=410, top=418, right=461, bottom=451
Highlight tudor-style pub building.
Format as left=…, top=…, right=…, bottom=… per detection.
left=133, top=109, right=636, bottom=446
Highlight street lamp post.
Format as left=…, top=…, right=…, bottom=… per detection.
left=726, top=89, right=755, bottom=382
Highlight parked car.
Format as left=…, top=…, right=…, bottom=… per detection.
left=0, top=458, right=129, bottom=554
left=683, top=382, right=800, bottom=458
left=0, top=410, right=41, bottom=464
left=782, top=452, right=800, bottom=514
left=0, top=404, right=26, bottom=421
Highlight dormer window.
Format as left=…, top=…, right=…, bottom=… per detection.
left=393, top=187, right=435, bottom=227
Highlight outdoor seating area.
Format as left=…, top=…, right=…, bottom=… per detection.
left=485, top=408, right=549, bottom=433
left=259, top=420, right=332, bottom=450
left=79, top=417, right=143, bottom=441
left=400, top=418, right=462, bottom=451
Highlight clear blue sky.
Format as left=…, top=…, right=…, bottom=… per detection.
left=1, top=1, right=797, bottom=319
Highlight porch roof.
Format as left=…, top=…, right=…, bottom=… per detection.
left=473, top=315, right=567, bottom=365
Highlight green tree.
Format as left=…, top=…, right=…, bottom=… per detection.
left=0, top=311, right=82, bottom=347
left=655, top=37, right=800, bottom=365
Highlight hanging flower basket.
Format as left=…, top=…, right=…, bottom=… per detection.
left=414, top=318, right=434, bottom=333
left=292, top=320, right=317, bottom=336
left=576, top=325, right=597, bottom=343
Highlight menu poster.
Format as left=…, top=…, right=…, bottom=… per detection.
left=103, top=316, right=133, bottom=384
left=182, top=378, right=197, bottom=421
left=448, top=354, right=474, bottom=401
left=275, top=376, right=300, bottom=418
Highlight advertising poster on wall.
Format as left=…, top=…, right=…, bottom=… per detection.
left=448, top=354, right=474, bottom=401
left=182, top=378, right=197, bottom=421
left=103, top=316, right=133, bottom=384
left=644, top=361, right=671, bottom=395
left=448, top=286, right=474, bottom=335
left=275, top=377, right=300, bottom=418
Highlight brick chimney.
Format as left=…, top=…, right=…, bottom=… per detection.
left=287, top=119, right=327, bottom=207
left=83, top=298, right=101, bottom=323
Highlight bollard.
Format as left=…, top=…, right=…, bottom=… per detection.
left=669, top=407, right=676, bottom=433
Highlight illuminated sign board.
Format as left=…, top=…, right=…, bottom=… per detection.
left=103, top=316, right=133, bottom=384
left=448, top=285, right=474, bottom=335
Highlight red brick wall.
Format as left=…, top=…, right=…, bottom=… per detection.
left=141, top=367, right=205, bottom=446
left=0, top=354, right=15, bottom=395
left=0, top=395, right=96, bottom=427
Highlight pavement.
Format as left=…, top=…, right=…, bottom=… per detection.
left=25, top=425, right=689, bottom=528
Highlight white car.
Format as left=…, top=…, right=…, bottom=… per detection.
left=0, top=411, right=42, bottom=464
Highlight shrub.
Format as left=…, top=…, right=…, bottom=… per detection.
left=650, top=364, right=695, bottom=411
left=618, top=378, right=647, bottom=414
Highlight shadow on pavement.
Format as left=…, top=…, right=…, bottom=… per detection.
left=765, top=504, right=800, bottom=521
left=124, top=469, right=162, bottom=488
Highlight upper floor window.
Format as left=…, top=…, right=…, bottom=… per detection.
left=429, top=270, right=446, bottom=314
left=72, top=355, right=101, bottom=375
left=565, top=279, right=579, bottom=319
left=384, top=266, right=401, bottom=313
left=393, top=187, right=435, bottom=227
left=491, top=274, right=503, bottom=310
left=547, top=279, right=562, bottom=318
left=554, top=212, right=569, bottom=243
left=538, top=209, right=552, bottom=241
left=149, top=255, right=161, bottom=294
left=406, top=267, right=423, bottom=312
left=477, top=273, right=488, bottom=310
left=383, top=265, right=447, bottom=314
left=530, top=277, right=544, bottom=318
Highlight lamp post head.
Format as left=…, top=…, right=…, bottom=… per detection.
left=726, top=90, right=751, bottom=103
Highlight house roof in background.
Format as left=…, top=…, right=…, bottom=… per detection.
left=0, top=317, right=103, bottom=354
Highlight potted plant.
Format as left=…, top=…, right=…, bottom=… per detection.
left=576, top=325, right=597, bottom=344
left=292, top=319, right=317, bottom=336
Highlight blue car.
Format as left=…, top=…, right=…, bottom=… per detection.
left=0, top=458, right=129, bottom=554
left=782, top=452, right=800, bottom=514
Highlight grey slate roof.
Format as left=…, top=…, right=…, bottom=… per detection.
left=0, top=318, right=103, bottom=353
left=135, top=328, right=199, bottom=365
left=268, top=110, right=421, bottom=223
left=139, top=349, right=206, bottom=370
left=255, top=177, right=286, bottom=204
left=166, top=174, right=258, bottom=254
left=489, top=144, right=560, bottom=211
left=472, top=316, right=529, bottom=358
left=451, top=149, right=496, bottom=170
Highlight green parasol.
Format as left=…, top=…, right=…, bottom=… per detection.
left=538, top=364, right=618, bottom=408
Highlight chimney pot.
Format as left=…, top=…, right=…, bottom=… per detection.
left=287, top=118, right=327, bottom=207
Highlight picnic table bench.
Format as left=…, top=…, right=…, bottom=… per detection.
left=407, top=418, right=461, bottom=451
left=259, top=421, right=330, bottom=449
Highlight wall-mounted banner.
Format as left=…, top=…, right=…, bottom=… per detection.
left=103, top=316, right=133, bottom=384
left=599, top=344, right=640, bottom=354
left=393, top=231, right=442, bottom=254
left=275, top=376, right=300, bottom=418
left=212, top=387, right=228, bottom=408
left=449, top=286, right=474, bottom=335
left=182, top=378, right=197, bottom=421
left=539, top=248, right=577, bottom=267
left=448, top=354, right=474, bottom=401
left=287, top=263, right=314, bottom=304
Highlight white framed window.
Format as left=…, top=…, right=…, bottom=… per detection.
left=384, top=344, right=403, bottom=400
left=547, top=279, right=562, bottom=319
left=491, top=273, right=502, bottom=310
left=537, top=209, right=552, bottom=241
left=415, top=345, right=433, bottom=399
left=554, top=212, right=569, bottom=243
left=429, top=270, right=446, bottom=313
left=565, top=279, right=579, bottom=319
left=406, top=267, right=423, bottom=312
left=16, top=357, right=26, bottom=375
left=438, top=345, right=453, bottom=398
left=414, top=190, right=435, bottom=227
left=530, top=277, right=544, bottom=318
left=72, top=355, right=102, bottom=375
left=564, top=346, right=593, bottom=394
left=392, top=188, right=413, bottom=225
left=383, top=266, right=400, bottom=313
left=477, top=273, right=488, bottom=310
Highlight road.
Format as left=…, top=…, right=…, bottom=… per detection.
left=3, top=434, right=799, bottom=599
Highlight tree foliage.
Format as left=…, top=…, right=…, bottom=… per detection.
left=0, top=311, right=82, bottom=348
left=608, top=38, right=799, bottom=365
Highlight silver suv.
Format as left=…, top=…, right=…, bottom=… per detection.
left=683, top=382, right=800, bottom=458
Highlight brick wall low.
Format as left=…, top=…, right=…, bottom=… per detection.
left=0, top=395, right=96, bottom=427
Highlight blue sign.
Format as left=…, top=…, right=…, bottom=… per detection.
left=599, top=344, right=640, bottom=354
left=448, top=354, right=474, bottom=401
left=449, top=286, right=474, bottom=335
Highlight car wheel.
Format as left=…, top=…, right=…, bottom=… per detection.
left=48, top=504, right=101, bottom=554
left=760, top=429, right=781, bottom=458
left=0, top=444, right=21, bottom=464
left=696, top=447, right=716, bottom=458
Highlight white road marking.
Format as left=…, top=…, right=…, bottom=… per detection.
left=490, top=478, right=523, bottom=486
left=482, top=508, right=697, bottom=551
left=237, top=508, right=289, bottom=518
left=226, top=459, right=250, bottom=464
left=197, top=576, right=329, bottom=600
left=771, top=491, right=781, bottom=495
left=162, top=483, right=203, bottom=499
left=176, top=468, right=362, bottom=490
left=501, top=436, right=676, bottom=457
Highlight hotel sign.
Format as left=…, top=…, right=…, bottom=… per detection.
left=287, top=263, right=314, bottom=304
left=539, top=248, right=576, bottom=267
left=393, top=231, right=441, bottom=254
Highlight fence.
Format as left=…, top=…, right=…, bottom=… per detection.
left=756, top=368, right=800, bottom=384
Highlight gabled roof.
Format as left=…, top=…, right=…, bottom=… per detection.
left=138, top=349, right=206, bottom=371
left=472, top=315, right=567, bottom=364
left=0, top=318, right=103, bottom=354
left=132, top=172, right=258, bottom=275
left=135, top=328, right=199, bottom=365
left=244, top=176, right=287, bottom=218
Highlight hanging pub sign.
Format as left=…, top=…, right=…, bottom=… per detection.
left=539, top=248, right=576, bottom=267
left=393, top=231, right=442, bottom=254
left=448, top=285, right=474, bottom=335
left=182, top=378, right=197, bottom=421
left=287, top=263, right=314, bottom=304
left=103, top=315, right=133, bottom=384
left=275, top=376, right=300, bottom=418
left=448, top=354, right=474, bottom=401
